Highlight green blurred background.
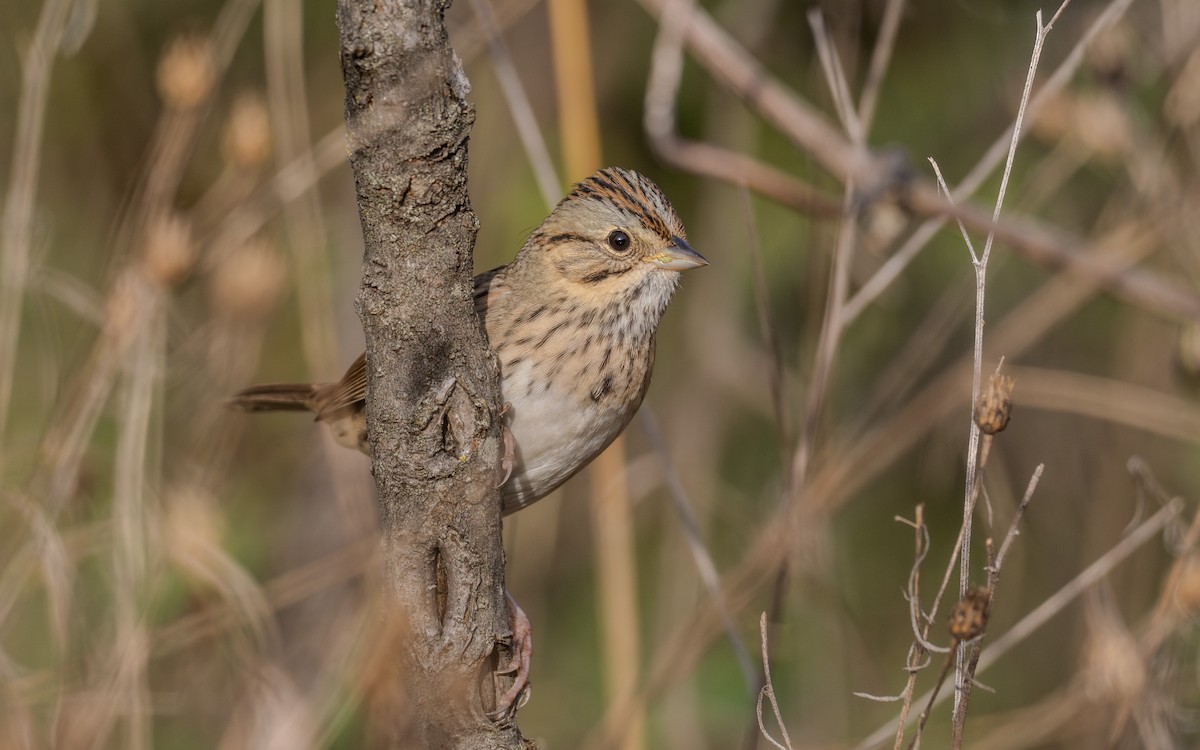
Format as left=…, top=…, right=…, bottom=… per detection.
left=2, top=0, right=1199, bottom=747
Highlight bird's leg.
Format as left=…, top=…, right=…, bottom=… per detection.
left=496, top=401, right=515, bottom=488
left=491, top=588, right=532, bottom=719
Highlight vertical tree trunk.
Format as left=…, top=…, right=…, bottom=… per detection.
left=335, top=1, right=527, bottom=746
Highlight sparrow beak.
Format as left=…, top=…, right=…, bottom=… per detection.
left=651, top=236, right=709, bottom=271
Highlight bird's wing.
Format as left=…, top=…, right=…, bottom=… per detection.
left=316, top=352, right=367, bottom=417
left=473, top=265, right=508, bottom=318
left=317, top=266, right=509, bottom=419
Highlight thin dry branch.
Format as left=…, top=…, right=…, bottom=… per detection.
left=856, top=0, right=907, bottom=133
left=637, top=0, right=1200, bottom=325
left=755, top=612, right=795, bottom=750
left=468, top=0, right=561, bottom=206
left=738, top=187, right=791, bottom=457
left=854, top=498, right=1183, bottom=750
left=264, top=0, right=339, bottom=378
left=639, top=410, right=756, bottom=691
left=950, top=8, right=1066, bottom=739
left=587, top=216, right=1161, bottom=749
left=0, top=0, right=74, bottom=465
left=643, top=0, right=840, bottom=217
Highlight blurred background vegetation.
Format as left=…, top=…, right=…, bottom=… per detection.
left=3, top=0, right=1200, bottom=747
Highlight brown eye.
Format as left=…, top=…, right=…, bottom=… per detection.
left=607, top=230, right=630, bottom=252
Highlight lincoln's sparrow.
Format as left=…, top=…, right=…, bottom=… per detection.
left=233, top=167, right=706, bottom=513
left=231, top=166, right=704, bottom=714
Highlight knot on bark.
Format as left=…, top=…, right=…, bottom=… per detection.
left=413, top=374, right=491, bottom=478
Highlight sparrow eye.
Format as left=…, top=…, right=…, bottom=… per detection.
left=607, top=230, right=631, bottom=252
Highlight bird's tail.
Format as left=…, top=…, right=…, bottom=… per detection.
left=228, top=383, right=318, bottom=413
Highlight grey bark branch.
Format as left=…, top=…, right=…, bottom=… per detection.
left=335, top=0, right=526, bottom=746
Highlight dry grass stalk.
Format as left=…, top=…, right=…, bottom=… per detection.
left=755, top=612, right=794, bottom=750
left=469, top=0, right=560, bottom=207
left=856, top=497, right=1184, bottom=750
left=944, top=7, right=1068, bottom=741
left=0, top=0, right=75, bottom=471
left=641, top=0, right=1200, bottom=325
left=5, top=0, right=1200, bottom=746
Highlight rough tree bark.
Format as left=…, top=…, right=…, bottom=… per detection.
left=336, top=1, right=527, bottom=746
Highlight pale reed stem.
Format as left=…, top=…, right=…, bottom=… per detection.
left=0, top=0, right=73, bottom=473
left=549, top=2, right=643, bottom=747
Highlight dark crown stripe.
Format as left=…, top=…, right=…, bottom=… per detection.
left=615, top=169, right=676, bottom=239
left=592, top=171, right=674, bottom=239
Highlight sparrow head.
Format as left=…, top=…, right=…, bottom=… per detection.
left=526, top=167, right=707, bottom=296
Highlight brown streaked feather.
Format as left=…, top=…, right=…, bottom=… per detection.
left=229, top=383, right=318, bottom=412
left=315, top=353, right=367, bottom=417
left=473, top=266, right=508, bottom=317
left=311, top=266, right=512, bottom=420
left=233, top=166, right=701, bottom=515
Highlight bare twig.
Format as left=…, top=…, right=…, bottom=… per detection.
left=950, top=8, right=1067, bottom=742
left=854, top=498, right=1183, bottom=750
left=1006, top=366, right=1200, bottom=443
left=807, top=10, right=862, bottom=145
left=639, top=410, right=756, bottom=692
left=264, top=0, right=338, bottom=378
left=109, top=280, right=162, bottom=750
left=639, top=0, right=1200, bottom=324
left=643, top=0, right=840, bottom=217
left=992, top=465, right=1045, bottom=575
left=842, top=0, right=1134, bottom=322
left=468, top=0, right=561, bottom=206
left=546, top=3, right=643, bottom=747
left=891, top=506, right=927, bottom=749
left=905, top=650, right=957, bottom=750
left=857, top=0, right=907, bottom=133
left=738, top=186, right=791, bottom=458
left=595, top=215, right=1158, bottom=746
left=883, top=460, right=1040, bottom=750
left=0, top=0, right=74, bottom=469
left=755, top=612, right=795, bottom=750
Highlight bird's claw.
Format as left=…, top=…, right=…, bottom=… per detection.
left=490, top=589, right=533, bottom=720
left=496, top=402, right=515, bottom=488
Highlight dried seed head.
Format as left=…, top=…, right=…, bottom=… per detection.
left=1030, top=91, right=1129, bottom=161
left=1086, top=20, right=1134, bottom=84
left=142, top=213, right=195, bottom=287
left=157, top=35, right=215, bottom=110
left=948, top=586, right=992, bottom=641
left=223, top=92, right=272, bottom=169
left=1030, top=90, right=1074, bottom=143
left=1073, top=93, right=1132, bottom=159
left=975, top=373, right=1015, bottom=435
left=1173, top=556, right=1200, bottom=617
left=163, top=484, right=225, bottom=568
left=210, top=238, right=287, bottom=319
left=1083, top=616, right=1146, bottom=702
left=1176, top=323, right=1200, bottom=379
left=863, top=203, right=906, bottom=256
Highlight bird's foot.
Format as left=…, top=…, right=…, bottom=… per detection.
left=490, top=589, right=532, bottom=720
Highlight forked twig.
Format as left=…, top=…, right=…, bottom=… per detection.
left=854, top=498, right=1181, bottom=750
left=756, top=612, right=795, bottom=750
left=948, top=6, right=1070, bottom=741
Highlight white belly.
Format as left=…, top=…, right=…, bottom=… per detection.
left=499, top=362, right=632, bottom=513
